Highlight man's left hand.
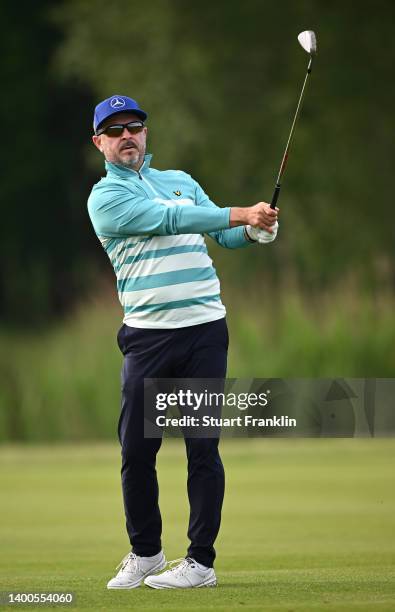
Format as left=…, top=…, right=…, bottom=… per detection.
left=246, top=221, right=279, bottom=243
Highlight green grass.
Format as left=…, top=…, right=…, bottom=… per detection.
left=1, top=289, right=395, bottom=441
left=224, top=288, right=395, bottom=377
left=1, top=440, right=395, bottom=610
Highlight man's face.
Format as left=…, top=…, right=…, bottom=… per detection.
left=92, top=112, right=147, bottom=170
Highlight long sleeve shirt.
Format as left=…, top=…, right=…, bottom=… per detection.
left=87, top=154, right=253, bottom=328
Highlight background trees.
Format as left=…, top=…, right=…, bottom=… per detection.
left=1, top=0, right=394, bottom=326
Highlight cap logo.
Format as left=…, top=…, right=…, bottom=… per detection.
left=110, top=97, right=126, bottom=109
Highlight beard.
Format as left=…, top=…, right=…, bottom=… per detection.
left=116, top=142, right=145, bottom=170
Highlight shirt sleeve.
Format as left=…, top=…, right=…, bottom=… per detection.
left=87, top=181, right=231, bottom=238
left=192, top=178, right=253, bottom=249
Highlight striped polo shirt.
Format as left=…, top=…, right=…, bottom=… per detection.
left=87, top=155, right=251, bottom=328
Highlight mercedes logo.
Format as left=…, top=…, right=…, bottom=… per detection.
left=110, top=97, right=126, bottom=109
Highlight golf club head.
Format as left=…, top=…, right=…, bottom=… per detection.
left=298, top=30, right=317, bottom=55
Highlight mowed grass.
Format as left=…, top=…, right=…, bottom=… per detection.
left=0, top=440, right=395, bottom=611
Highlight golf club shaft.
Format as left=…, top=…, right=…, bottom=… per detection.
left=270, top=56, right=313, bottom=209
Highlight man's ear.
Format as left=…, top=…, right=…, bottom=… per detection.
left=92, top=134, right=103, bottom=153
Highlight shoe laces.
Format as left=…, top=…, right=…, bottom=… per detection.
left=167, top=557, right=195, bottom=577
left=116, top=552, right=139, bottom=574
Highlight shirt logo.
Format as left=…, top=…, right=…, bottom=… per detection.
left=173, top=190, right=182, bottom=196
left=110, top=97, right=126, bottom=109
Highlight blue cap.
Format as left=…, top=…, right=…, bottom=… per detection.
left=93, top=95, right=147, bottom=133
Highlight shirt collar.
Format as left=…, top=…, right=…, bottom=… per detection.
left=105, top=153, right=153, bottom=178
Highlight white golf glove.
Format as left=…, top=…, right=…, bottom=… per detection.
left=245, top=221, right=279, bottom=244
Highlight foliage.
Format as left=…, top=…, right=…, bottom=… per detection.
left=1, top=288, right=394, bottom=441
left=51, top=0, right=395, bottom=288
left=1, top=1, right=395, bottom=324
left=0, top=1, right=96, bottom=325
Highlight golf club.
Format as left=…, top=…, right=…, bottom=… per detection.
left=270, top=30, right=317, bottom=209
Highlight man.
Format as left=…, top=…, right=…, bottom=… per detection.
left=88, top=95, right=279, bottom=589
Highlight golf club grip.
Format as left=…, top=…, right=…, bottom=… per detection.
left=270, top=184, right=281, bottom=209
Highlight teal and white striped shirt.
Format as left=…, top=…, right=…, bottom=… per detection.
left=88, top=155, right=252, bottom=329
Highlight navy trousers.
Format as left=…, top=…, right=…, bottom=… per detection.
left=116, top=317, right=228, bottom=568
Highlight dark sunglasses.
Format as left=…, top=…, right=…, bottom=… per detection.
left=96, top=120, right=145, bottom=137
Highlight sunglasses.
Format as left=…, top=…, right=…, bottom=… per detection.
left=96, top=121, right=145, bottom=137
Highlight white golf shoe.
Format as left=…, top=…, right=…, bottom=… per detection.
left=144, top=557, right=217, bottom=589
left=107, top=550, right=166, bottom=589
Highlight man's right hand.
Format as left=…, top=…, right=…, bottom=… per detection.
left=230, top=202, right=279, bottom=233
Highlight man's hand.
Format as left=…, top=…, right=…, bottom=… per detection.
left=230, top=202, right=279, bottom=233
left=245, top=221, right=279, bottom=243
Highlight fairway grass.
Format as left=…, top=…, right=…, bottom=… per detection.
left=1, top=440, right=394, bottom=611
